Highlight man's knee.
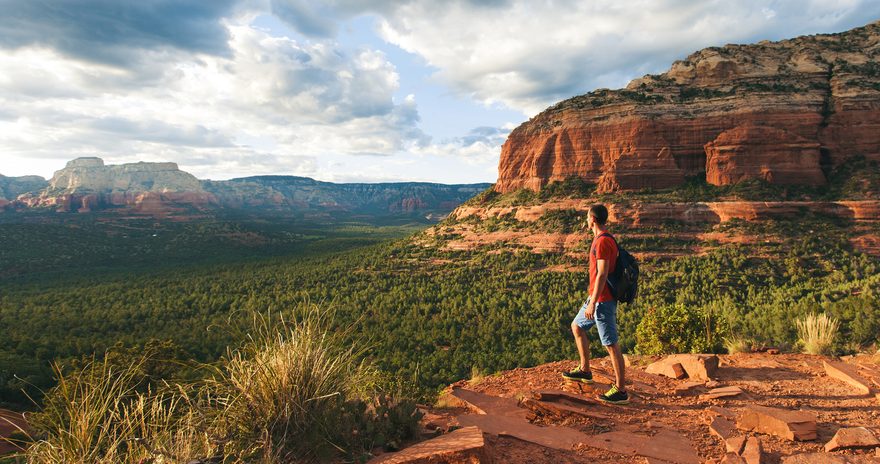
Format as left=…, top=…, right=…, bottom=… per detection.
left=571, top=322, right=587, bottom=336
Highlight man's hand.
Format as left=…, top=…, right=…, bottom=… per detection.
left=583, top=300, right=595, bottom=320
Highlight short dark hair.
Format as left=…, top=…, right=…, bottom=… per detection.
left=589, top=204, right=608, bottom=225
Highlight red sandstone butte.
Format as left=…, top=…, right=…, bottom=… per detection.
left=494, top=21, right=880, bottom=194
left=736, top=405, right=817, bottom=441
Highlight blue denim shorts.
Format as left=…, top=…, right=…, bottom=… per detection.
left=572, top=299, right=619, bottom=346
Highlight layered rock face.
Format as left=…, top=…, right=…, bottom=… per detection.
left=496, top=21, right=880, bottom=193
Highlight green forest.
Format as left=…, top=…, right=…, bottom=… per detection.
left=1, top=190, right=879, bottom=410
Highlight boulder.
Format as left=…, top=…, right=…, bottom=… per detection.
left=646, top=354, right=718, bottom=381
left=824, top=427, right=880, bottom=452
left=646, top=359, right=687, bottom=379
left=736, top=405, right=817, bottom=441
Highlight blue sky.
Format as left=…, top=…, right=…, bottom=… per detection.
left=0, top=1, right=878, bottom=184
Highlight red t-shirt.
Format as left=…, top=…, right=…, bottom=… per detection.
left=590, top=233, right=618, bottom=302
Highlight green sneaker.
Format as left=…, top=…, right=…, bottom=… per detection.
left=598, top=384, right=629, bottom=405
left=561, top=367, right=594, bottom=383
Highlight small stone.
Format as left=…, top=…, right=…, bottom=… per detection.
left=721, top=453, right=747, bottom=464
left=767, top=349, right=780, bottom=355
left=824, top=426, right=880, bottom=452
left=706, top=380, right=723, bottom=388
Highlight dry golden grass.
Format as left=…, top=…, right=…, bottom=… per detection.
left=796, top=313, right=839, bottom=355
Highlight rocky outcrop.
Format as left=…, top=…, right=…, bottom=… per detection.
left=17, top=157, right=216, bottom=213
left=0, top=174, right=48, bottom=209
left=496, top=21, right=880, bottom=193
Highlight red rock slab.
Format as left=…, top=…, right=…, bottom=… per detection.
left=645, top=359, right=687, bottom=379
left=741, top=436, right=762, bottom=464
left=456, top=413, right=586, bottom=450
left=824, top=427, right=880, bottom=452
left=674, top=381, right=704, bottom=395
left=710, top=416, right=738, bottom=440
left=702, top=386, right=744, bottom=400
left=369, top=426, right=489, bottom=464
left=824, top=360, right=873, bottom=395
left=534, top=389, right=598, bottom=407
left=721, top=454, right=748, bottom=464
left=520, top=397, right=610, bottom=421
left=726, top=436, right=747, bottom=454
left=585, top=428, right=701, bottom=464
left=736, top=405, right=817, bottom=441
left=709, top=406, right=738, bottom=420
left=451, top=388, right=528, bottom=419
left=781, top=452, right=880, bottom=463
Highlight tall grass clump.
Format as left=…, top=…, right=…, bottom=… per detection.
left=23, top=358, right=216, bottom=464
left=207, top=305, right=421, bottom=463
left=22, top=303, right=420, bottom=463
left=796, top=313, right=840, bottom=355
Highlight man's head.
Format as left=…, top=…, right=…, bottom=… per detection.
left=587, top=204, right=609, bottom=229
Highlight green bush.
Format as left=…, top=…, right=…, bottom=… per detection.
left=634, top=304, right=727, bottom=355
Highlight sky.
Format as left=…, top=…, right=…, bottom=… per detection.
left=0, top=1, right=878, bottom=184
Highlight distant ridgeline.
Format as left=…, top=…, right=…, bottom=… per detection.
left=0, top=157, right=490, bottom=219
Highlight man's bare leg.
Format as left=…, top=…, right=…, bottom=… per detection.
left=571, top=322, right=591, bottom=371
left=604, top=343, right=626, bottom=390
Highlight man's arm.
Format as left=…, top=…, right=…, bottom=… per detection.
left=585, top=259, right=609, bottom=319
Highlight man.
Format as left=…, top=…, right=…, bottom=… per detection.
left=562, top=204, right=628, bottom=404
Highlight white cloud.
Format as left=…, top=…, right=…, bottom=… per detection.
left=0, top=20, right=433, bottom=180
left=368, top=0, right=880, bottom=114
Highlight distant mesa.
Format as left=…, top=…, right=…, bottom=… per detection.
left=495, top=20, right=880, bottom=193
left=3, top=157, right=491, bottom=218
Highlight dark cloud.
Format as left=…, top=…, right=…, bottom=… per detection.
left=0, top=0, right=238, bottom=65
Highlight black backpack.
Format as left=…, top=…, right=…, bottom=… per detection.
left=594, top=233, right=639, bottom=304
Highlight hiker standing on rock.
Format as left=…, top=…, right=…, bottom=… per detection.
left=562, top=204, right=629, bottom=404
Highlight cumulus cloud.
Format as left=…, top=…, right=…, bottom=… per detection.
left=0, top=17, right=431, bottom=180
left=372, top=0, right=880, bottom=114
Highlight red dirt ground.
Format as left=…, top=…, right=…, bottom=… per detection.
left=378, top=353, right=880, bottom=463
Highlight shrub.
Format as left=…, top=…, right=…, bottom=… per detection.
left=635, top=304, right=727, bottom=355
left=796, top=313, right=839, bottom=355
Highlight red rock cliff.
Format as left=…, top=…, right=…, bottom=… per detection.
left=496, top=21, right=880, bottom=193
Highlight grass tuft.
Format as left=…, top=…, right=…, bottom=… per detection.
left=796, top=313, right=840, bottom=355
